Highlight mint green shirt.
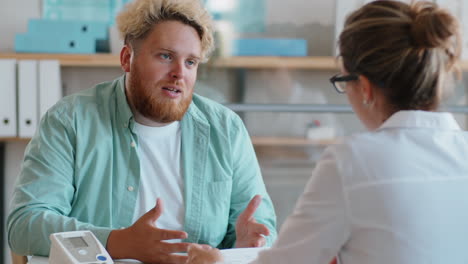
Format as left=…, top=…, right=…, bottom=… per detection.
left=7, top=76, right=277, bottom=256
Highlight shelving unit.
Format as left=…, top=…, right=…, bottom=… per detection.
left=2, top=52, right=468, bottom=146
left=0, top=53, right=344, bottom=147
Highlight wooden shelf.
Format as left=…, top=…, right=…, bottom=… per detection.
left=0, top=136, right=337, bottom=146
left=0, top=53, right=339, bottom=70
left=0, top=137, right=30, bottom=143
left=211, top=56, right=338, bottom=70
left=0, top=53, right=120, bottom=67
left=251, top=136, right=336, bottom=146
left=3, top=52, right=468, bottom=70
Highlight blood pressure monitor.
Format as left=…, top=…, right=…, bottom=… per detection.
left=49, top=230, right=113, bottom=264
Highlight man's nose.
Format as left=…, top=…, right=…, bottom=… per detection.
left=170, top=61, right=184, bottom=80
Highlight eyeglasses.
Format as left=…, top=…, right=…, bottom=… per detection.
left=329, top=74, right=358, bottom=93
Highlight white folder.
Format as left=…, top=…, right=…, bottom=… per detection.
left=18, top=60, right=38, bottom=138
left=38, top=60, right=62, bottom=118
left=0, top=59, right=17, bottom=137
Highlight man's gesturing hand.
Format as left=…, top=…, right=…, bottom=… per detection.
left=235, top=195, right=270, bottom=248
left=107, top=198, right=191, bottom=264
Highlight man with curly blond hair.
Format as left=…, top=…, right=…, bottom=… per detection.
left=7, top=0, right=277, bottom=263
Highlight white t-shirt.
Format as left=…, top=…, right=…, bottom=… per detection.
left=132, top=121, right=185, bottom=237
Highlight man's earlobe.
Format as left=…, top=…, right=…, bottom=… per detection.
left=120, top=45, right=132, bottom=73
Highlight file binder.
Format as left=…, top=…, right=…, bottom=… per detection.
left=18, top=60, right=38, bottom=138
left=38, top=60, right=62, bottom=119
left=0, top=59, right=17, bottom=137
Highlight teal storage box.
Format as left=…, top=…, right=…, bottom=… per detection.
left=43, top=0, right=113, bottom=24
left=29, top=19, right=107, bottom=38
left=27, top=19, right=109, bottom=52
left=15, top=33, right=96, bottom=54
left=232, top=38, right=307, bottom=56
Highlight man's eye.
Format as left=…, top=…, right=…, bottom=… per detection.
left=186, top=60, right=197, bottom=66
left=160, top=53, right=171, bottom=60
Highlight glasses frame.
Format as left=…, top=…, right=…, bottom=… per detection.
left=330, top=74, right=359, bottom=93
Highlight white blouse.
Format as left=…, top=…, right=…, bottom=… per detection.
left=254, top=110, right=468, bottom=264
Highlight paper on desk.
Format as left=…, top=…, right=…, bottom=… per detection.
left=220, top=247, right=267, bottom=264
left=29, top=247, right=267, bottom=264
left=29, top=256, right=140, bottom=263
left=27, top=256, right=47, bottom=264
left=116, top=248, right=267, bottom=264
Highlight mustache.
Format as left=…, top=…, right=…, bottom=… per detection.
left=158, top=81, right=183, bottom=88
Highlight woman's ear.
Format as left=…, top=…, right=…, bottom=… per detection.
left=358, top=75, right=374, bottom=104
left=120, top=45, right=132, bottom=73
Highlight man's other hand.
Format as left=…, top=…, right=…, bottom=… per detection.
left=107, top=198, right=191, bottom=264
left=235, top=195, right=270, bottom=248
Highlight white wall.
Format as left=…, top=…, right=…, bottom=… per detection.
left=0, top=0, right=40, bottom=52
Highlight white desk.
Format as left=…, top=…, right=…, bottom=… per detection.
left=29, top=247, right=266, bottom=264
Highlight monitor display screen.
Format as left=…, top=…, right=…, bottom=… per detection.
left=68, top=237, right=88, bottom=248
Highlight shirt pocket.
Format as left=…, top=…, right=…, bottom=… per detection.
left=204, top=180, right=233, bottom=244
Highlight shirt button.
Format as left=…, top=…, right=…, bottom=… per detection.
left=127, top=186, right=134, bottom=192
left=130, top=141, right=136, bottom=148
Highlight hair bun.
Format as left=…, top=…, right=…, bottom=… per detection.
left=410, top=2, right=458, bottom=49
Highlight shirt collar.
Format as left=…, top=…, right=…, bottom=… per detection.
left=182, top=94, right=209, bottom=127
left=377, top=110, right=461, bottom=131
left=115, top=75, right=134, bottom=129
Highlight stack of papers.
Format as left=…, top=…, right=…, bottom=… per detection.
left=220, top=247, right=266, bottom=264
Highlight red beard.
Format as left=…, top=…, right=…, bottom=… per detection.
left=127, top=69, right=192, bottom=123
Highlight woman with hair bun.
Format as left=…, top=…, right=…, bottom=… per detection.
left=187, top=0, right=468, bottom=263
